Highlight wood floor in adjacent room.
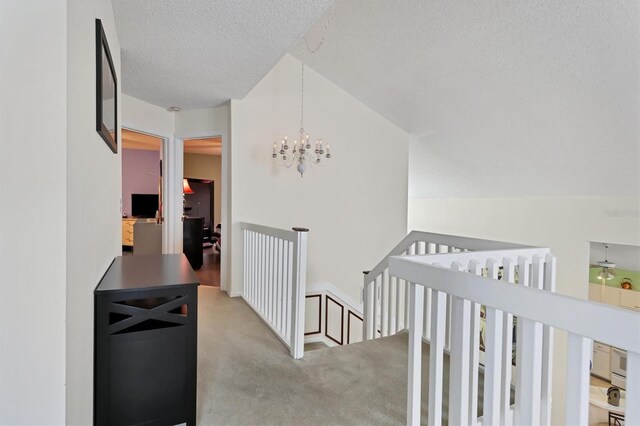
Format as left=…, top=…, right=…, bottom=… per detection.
left=195, top=247, right=220, bottom=287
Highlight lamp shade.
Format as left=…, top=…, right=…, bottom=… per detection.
left=183, top=179, right=194, bottom=194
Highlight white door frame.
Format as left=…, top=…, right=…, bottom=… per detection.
left=120, top=125, right=175, bottom=254
left=163, top=136, right=183, bottom=254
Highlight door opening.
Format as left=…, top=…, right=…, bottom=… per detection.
left=121, top=128, right=164, bottom=256
left=182, top=136, right=222, bottom=287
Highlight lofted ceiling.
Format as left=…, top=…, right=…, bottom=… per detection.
left=114, top=1, right=638, bottom=198
left=112, top=0, right=333, bottom=109
left=292, top=1, right=640, bottom=198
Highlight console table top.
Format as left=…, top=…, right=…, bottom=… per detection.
left=95, top=254, right=199, bottom=293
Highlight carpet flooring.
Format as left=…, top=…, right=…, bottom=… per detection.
left=195, top=287, right=486, bottom=425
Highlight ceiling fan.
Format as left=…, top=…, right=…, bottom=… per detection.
left=590, top=244, right=616, bottom=280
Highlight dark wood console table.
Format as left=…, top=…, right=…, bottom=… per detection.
left=94, top=254, right=199, bottom=425
left=183, top=217, right=204, bottom=269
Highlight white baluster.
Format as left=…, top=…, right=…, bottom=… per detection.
left=285, top=240, right=292, bottom=340
left=395, top=275, right=403, bottom=333
left=423, top=288, right=430, bottom=340
left=483, top=259, right=504, bottom=425
left=275, top=238, right=282, bottom=335
left=564, top=333, right=592, bottom=425
left=267, top=236, right=273, bottom=323
left=449, top=262, right=471, bottom=425
left=501, top=257, right=515, bottom=424
left=363, top=275, right=370, bottom=340
left=373, top=275, right=380, bottom=338
left=423, top=242, right=433, bottom=341
left=258, top=233, right=264, bottom=312
left=390, top=275, right=397, bottom=335
left=264, top=234, right=269, bottom=315
left=407, top=282, right=424, bottom=426
left=515, top=256, right=543, bottom=426
left=405, top=279, right=410, bottom=330
left=270, top=236, right=276, bottom=325
left=428, top=288, right=447, bottom=426
left=252, top=231, right=257, bottom=304
left=382, top=269, right=389, bottom=337
left=540, top=254, right=556, bottom=425
left=245, top=231, right=253, bottom=305
left=243, top=230, right=248, bottom=296
left=468, top=260, right=482, bottom=422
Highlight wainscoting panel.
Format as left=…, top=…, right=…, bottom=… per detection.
left=347, top=310, right=363, bottom=344
left=325, top=295, right=344, bottom=345
left=304, top=295, right=322, bottom=335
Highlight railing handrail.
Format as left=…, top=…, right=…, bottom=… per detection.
left=307, top=281, right=363, bottom=315
left=365, top=230, right=538, bottom=281
left=240, top=221, right=299, bottom=242
left=389, top=253, right=640, bottom=354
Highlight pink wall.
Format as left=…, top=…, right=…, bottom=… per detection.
left=121, top=148, right=160, bottom=216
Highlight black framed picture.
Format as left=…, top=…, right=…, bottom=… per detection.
left=96, top=19, right=117, bottom=153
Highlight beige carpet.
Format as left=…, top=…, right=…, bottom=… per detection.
left=196, top=287, right=484, bottom=425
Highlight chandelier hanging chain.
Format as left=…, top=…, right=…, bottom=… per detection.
left=300, top=48, right=305, bottom=131
left=303, top=5, right=335, bottom=54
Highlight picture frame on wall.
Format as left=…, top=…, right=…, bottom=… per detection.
left=95, top=19, right=117, bottom=153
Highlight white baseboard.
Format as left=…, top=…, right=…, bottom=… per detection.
left=304, top=333, right=339, bottom=347
left=226, top=290, right=243, bottom=298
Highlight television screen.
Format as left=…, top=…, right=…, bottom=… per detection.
left=131, top=193, right=158, bottom=218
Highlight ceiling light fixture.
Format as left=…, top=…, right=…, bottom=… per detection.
left=168, top=106, right=181, bottom=112
left=271, top=6, right=334, bottom=177
left=597, top=244, right=616, bottom=281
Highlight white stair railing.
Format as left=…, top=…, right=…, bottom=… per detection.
left=363, top=231, right=537, bottom=344
left=389, top=247, right=640, bottom=426
left=241, top=222, right=308, bottom=359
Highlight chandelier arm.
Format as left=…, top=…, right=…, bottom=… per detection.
left=281, top=152, right=298, bottom=168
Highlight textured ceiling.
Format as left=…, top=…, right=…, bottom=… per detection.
left=292, top=1, right=640, bottom=198
left=112, top=0, right=333, bottom=109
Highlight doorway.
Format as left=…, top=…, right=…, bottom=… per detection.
left=183, top=137, right=222, bottom=286
left=121, top=128, right=163, bottom=255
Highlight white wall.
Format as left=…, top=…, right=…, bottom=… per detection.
left=121, top=93, right=174, bottom=138
left=175, top=106, right=229, bottom=137
left=66, top=0, right=121, bottom=424
left=0, top=1, right=68, bottom=423
left=230, top=54, right=410, bottom=301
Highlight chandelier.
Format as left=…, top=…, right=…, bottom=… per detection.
left=271, top=6, right=334, bottom=177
